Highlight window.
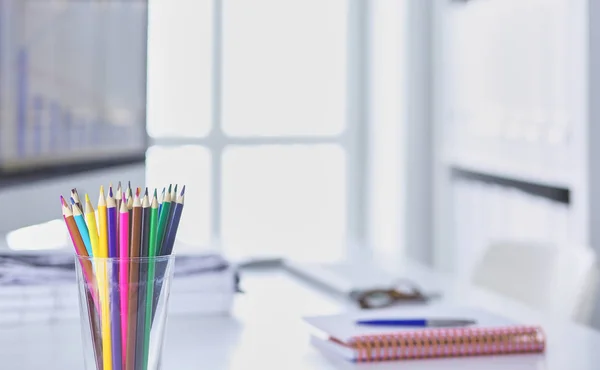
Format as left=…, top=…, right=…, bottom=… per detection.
left=146, top=0, right=361, bottom=261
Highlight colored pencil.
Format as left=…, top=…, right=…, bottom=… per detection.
left=116, top=182, right=122, bottom=239
left=84, top=194, right=100, bottom=259
left=126, top=192, right=142, bottom=370
left=98, top=186, right=108, bottom=257
left=97, top=187, right=113, bottom=370
left=62, top=199, right=103, bottom=370
left=161, top=186, right=185, bottom=256
left=116, top=182, right=123, bottom=213
left=157, top=188, right=165, bottom=215
left=107, top=188, right=123, bottom=370
left=165, top=184, right=177, bottom=245
left=143, top=192, right=159, bottom=370
left=127, top=190, right=134, bottom=237
left=61, top=198, right=95, bottom=295
left=71, top=188, right=83, bottom=212
left=119, top=195, right=130, bottom=369
left=135, top=190, right=150, bottom=370
left=151, top=186, right=185, bottom=319
left=171, top=184, right=177, bottom=203
left=155, top=186, right=172, bottom=255
left=73, top=202, right=93, bottom=257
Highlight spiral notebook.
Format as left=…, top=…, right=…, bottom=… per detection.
left=304, top=306, right=545, bottom=362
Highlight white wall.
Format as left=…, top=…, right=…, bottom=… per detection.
left=0, top=163, right=145, bottom=235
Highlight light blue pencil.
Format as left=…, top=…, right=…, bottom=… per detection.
left=72, top=203, right=93, bottom=256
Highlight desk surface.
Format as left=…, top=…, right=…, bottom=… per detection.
left=1, top=263, right=599, bottom=369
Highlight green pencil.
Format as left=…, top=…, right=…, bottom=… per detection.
left=143, top=190, right=159, bottom=369
left=155, top=184, right=172, bottom=255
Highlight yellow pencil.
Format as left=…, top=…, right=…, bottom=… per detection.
left=97, top=186, right=113, bottom=370
left=85, top=194, right=100, bottom=258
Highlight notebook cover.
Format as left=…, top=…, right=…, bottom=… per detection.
left=304, top=306, right=546, bottom=362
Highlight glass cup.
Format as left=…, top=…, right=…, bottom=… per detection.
left=75, top=255, right=176, bottom=370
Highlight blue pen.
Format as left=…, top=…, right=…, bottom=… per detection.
left=356, top=319, right=476, bottom=327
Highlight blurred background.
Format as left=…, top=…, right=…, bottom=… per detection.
left=1, top=0, right=598, bottom=324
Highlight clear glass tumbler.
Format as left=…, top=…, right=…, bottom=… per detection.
left=75, top=255, right=176, bottom=370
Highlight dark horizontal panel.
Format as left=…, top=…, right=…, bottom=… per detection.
left=452, top=168, right=570, bottom=204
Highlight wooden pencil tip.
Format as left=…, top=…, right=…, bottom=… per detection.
left=85, top=193, right=90, bottom=203
left=100, top=185, right=104, bottom=194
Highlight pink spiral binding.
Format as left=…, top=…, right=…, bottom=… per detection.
left=347, top=326, right=545, bottom=362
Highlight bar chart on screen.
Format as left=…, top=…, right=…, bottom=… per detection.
left=0, top=0, right=148, bottom=171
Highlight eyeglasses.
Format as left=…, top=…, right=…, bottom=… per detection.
left=349, top=279, right=439, bottom=309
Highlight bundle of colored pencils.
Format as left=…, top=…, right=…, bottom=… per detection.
left=61, top=182, right=185, bottom=370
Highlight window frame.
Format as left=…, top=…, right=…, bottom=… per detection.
left=149, top=0, right=369, bottom=254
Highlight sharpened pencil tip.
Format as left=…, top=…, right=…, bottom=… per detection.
left=153, top=188, right=158, bottom=198
left=168, top=184, right=172, bottom=193
left=145, top=187, right=148, bottom=196
left=109, top=187, right=113, bottom=198
left=70, top=197, right=76, bottom=205
left=85, top=193, right=90, bottom=203
left=180, top=185, right=186, bottom=196
left=60, top=195, right=65, bottom=205
left=117, top=181, right=122, bottom=189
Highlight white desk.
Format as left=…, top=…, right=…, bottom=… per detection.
left=1, top=263, right=599, bottom=369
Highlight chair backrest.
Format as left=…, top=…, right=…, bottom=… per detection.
left=471, top=241, right=600, bottom=325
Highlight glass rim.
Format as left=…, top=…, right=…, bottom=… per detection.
left=75, top=254, right=176, bottom=263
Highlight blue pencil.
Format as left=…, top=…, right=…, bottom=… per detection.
left=72, top=203, right=93, bottom=256
left=158, top=187, right=165, bottom=215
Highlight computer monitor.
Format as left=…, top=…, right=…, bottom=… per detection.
left=0, top=0, right=148, bottom=181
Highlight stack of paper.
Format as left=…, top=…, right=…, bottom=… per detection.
left=0, top=252, right=236, bottom=325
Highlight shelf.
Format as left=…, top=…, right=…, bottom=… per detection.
left=443, top=151, right=572, bottom=190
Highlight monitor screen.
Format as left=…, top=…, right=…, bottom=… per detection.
left=0, top=0, right=148, bottom=177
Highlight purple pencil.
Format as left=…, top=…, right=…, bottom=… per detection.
left=107, top=187, right=123, bottom=370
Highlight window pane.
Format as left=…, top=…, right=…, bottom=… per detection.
left=222, top=145, right=346, bottom=261
left=146, top=0, right=213, bottom=138
left=145, top=145, right=211, bottom=249
left=221, top=0, right=347, bottom=137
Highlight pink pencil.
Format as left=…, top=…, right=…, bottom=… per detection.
left=119, top=194, right=130, bottom=368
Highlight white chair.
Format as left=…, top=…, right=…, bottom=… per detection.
left=471, top=241, right=600, bottom=325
